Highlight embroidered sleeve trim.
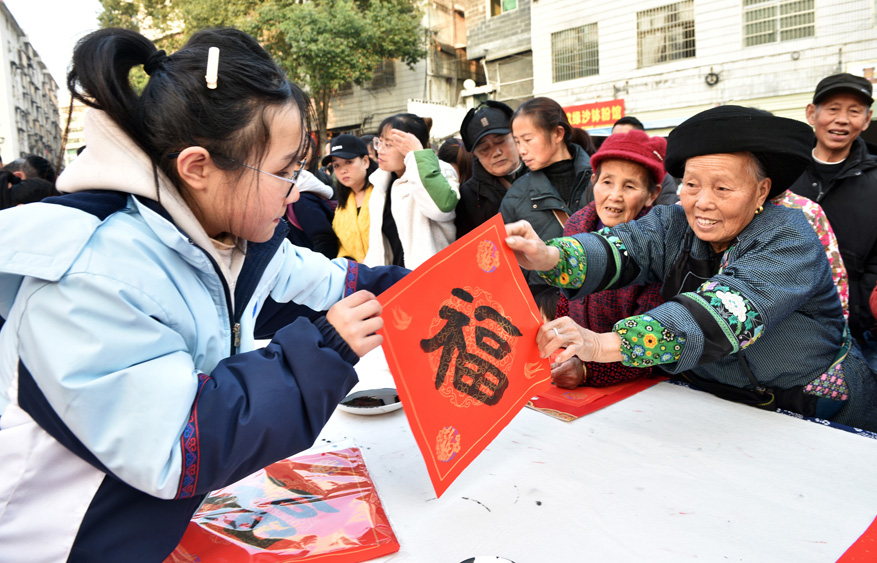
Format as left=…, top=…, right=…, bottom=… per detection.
left=176, top=372, right=211, bottom=499
left=538, top=237, right=587, bottom=289
left=613, top=314, right=686, bottom=367
left=344, top=259, right=359, bottom=297
left=683, top=282, right=765, bottom=353
left=595, top=227, right=627, bottom=289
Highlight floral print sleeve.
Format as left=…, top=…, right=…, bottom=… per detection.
left=538, top=237, right=587, bottom=289
left=613, top=314, right=686, bottom=367
left=772, top=190, right=849, bottom=318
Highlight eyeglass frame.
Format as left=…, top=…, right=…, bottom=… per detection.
left=168, top=150, right=307, bottom=199
left=372, top=136, right=394, bottom=153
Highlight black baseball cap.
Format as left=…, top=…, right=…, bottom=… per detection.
left=460, top=101, right=514, bottom=152
left=813, top=73, right=874, bottom=106
left=321, top=134, right=369, bottom=166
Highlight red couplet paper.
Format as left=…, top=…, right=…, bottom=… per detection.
left=165, top=447, right=399, bottom=563
left=527, top=377, right=668, bottom=422
left=378, top=213, right=551, bottom=497
left=837, top=514, right=877, bottom=562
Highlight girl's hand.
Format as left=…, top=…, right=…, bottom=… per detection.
left=326, top=290, right=383, bottom=357
left=551, top=356, right=585, bottom=389
left=537, top=316, right=622, bottom=365
left=504, top=220, right=560, bottom=271
left=389, top=129, right=423, bottom=155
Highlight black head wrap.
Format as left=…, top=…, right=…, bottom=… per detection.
left=665, top=105, right=814, bottom=199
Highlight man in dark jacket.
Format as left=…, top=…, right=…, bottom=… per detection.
left=789, top=72, right=877, bottom=358
left=455, top=101, right=526, bottom=237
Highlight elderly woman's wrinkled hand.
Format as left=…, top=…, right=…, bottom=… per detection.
left=538, top=316, right=623, bottom=365
left=327, top=290, right=384, bottom=357
left=504, top=220, right=561, bottom=271
left=550, top=356, right=585, bottom=389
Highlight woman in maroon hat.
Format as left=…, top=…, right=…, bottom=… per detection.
left=551, top=130, right=666, bottom=388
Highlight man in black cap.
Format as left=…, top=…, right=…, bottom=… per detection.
left=455, top=101, right=527, bottom=237
left=789, top=72, right=877, bottom=359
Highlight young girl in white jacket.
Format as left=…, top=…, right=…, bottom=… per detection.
left=364, top=113, right=460, bottom=269
left=0, top=27, right=405, bottom=562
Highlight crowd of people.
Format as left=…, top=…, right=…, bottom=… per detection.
left=0, top=24, right=875, bottom=560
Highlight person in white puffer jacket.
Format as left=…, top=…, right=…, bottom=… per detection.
left=364, top=113, right=460, bottom=270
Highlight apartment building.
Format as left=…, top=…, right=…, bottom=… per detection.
left=0, top=1, right=61, bottom=164
left=528, top=0, right=877, bottom=136
left=326, top=0, right=483, bottom=139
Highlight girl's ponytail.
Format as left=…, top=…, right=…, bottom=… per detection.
left=67, top=28, right=157, bottom=157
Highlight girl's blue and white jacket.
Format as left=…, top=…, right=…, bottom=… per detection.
left=0, top=110, right=405, bottom=562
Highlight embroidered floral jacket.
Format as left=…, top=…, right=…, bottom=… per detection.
left=539, top=203, right=877, bottom=431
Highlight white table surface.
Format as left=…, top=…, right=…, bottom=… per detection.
left=310, top=347, right=877, bottom=563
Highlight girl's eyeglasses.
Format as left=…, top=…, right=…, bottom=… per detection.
left=225, top=157, right=307, bottom=199
left=168, top=151, right=306, bottom=198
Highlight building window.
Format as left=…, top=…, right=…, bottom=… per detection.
left=336, top=81, right=353, bottom=95
left=490, top=0, right=517, bottom=17
left=637, top=1, right=695, bottom=68
left=743, top=0, right=814, bottom=46
left=551, top=24, right=599, bottom=83
left=369, top=59, right=395, bottom=89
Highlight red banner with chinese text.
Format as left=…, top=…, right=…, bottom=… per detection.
left=563, top=99, right=625, bottom=129
left=378, top=214, right=551, bottom=497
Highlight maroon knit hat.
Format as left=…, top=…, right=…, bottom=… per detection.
left=591, top=129, right=667, bottom=185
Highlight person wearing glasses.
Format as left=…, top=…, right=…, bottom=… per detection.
left=455, top=100, right=526, bottom=238
left=363, top=113, right=460, bottom=269
left=0, top=28, right=407, bottom=561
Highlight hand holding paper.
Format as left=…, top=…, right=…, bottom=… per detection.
left=538, top=316, right=623, bottom=364
left=504, top=220, right=561, bottom=271
left=327, top=290, right=384, bottom=357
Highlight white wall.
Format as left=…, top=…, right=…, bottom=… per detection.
left=531, top=0, right=877, bottom=126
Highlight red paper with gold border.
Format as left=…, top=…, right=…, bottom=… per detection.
left=378, top=214, right=551, bottom=497
left=527, top=377, right=668, bottom=422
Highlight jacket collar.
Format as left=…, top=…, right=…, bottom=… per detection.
left=56, top=109, right=244, bottom=289
left=525, top=143, right=593, bottom=199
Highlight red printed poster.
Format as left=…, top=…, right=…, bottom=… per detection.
left=527, top=377, right=667, bottom=422
left=378, top=214, right=551, bottom=497
left=165, top=447, right=399, bottom=563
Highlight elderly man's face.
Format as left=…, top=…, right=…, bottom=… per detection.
left=679, top=153, right=770, bottom=254
left=806, top=92, right=872, bottom=161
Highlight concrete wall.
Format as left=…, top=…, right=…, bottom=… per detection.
left=467, top=0, right=532, bottom=61
left=530, top=0, right=877, bottom=129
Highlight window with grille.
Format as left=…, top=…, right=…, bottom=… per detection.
left=637, top=1, right=695, bottom=68
left=743, top=0, right=814, bottom=47
left=369, top=59, right=395, bottom=89
left=552, top=23, right=599, bottom=83
left=490, top=0, right=517, bottom=17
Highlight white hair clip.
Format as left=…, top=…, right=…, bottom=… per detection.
left=205, top=47, right=220, bottom=89
left=652, top=150, right=663, bottom=162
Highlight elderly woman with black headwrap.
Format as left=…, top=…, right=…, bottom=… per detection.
left=506, top=106, right=877, bottom=430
